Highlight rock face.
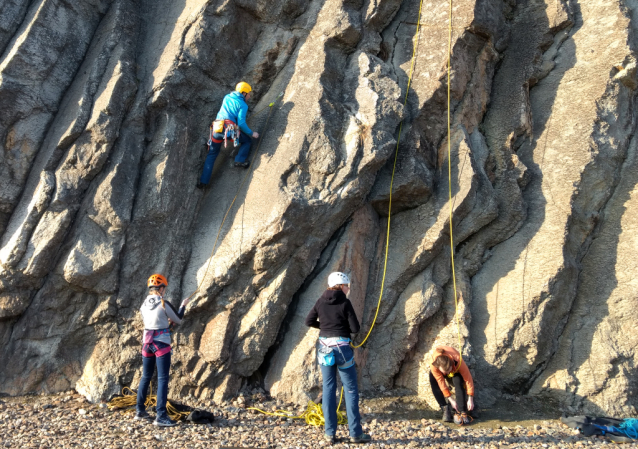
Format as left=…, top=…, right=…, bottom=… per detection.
left=0, top=0, right=636, bottom=416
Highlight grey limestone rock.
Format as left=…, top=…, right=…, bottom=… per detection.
left=0, top=0, right=636, bottom=416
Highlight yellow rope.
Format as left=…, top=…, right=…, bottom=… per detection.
left=107, top=385, right=190, bottom=421
left=352, top=0, right=425, bottom=349
left=184, top=93, right=283, bottom=302
left=248, top=388, right=346, bottom=427
left=446, top=0, right=464, bottom=367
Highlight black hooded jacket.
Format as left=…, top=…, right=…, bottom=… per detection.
left=305, top=289, right=360, bottom=338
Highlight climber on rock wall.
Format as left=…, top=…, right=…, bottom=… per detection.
left=196, top=81, right=260, bottom=188
left=135, top=274, right=189, bottom=427
left=430, top=340, right=477, bottom=425
left=305, top=272, right=372, bottom=444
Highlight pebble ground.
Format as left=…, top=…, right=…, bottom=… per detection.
left=0, top=391, right=632, bottom=448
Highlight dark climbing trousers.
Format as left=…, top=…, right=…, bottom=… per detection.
left=199, top=132, right=253, bottom=185
left=429, top=370, right=468, bottom=413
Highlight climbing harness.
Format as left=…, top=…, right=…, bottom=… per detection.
left=210, top=119, right=241, bottom=148
left=141, top=329, right=172, bottom=357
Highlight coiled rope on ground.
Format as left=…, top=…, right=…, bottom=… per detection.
left=107, top=386, right=190, bottom=421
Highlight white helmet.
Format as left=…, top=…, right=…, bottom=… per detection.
left=328, top=272, right=350, bottom=288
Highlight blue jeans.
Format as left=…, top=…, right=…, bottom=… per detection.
left=136, top=352, right=171, bottom=419
left=199, top=131, right=253, bottom=184
left=319, top=345, right=363, bottom=437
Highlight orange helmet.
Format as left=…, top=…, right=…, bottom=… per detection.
left=148, top=274, right=168, bottom=288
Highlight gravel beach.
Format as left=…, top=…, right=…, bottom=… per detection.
left=0, top=391, right=631, bottom=448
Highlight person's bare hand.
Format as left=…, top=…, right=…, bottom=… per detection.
left=181, top=298, right=190, bottom=308
left=467, top=396, right=474, bottom=411
left=252, top=132, right=260, bottom=138
left=448, top=398, right=458, bottom=412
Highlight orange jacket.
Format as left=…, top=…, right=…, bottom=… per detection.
left=430, top=346, right=474, bottom=397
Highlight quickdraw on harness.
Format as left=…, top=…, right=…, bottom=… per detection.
left=210, top=119, right=240, bottom=148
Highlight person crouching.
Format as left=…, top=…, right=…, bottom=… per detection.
left=134, top=274, right=189, bottom=426
left=305, top=272, right=371, bottom=444
left=429, top=345, right=476, bottom=425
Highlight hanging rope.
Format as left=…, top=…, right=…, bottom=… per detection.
left=446, top=0, right=464, bottom=366
left=351, top=0, right=426, bottom=349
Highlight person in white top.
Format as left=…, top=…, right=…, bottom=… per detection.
left=134, top=274, right=189, bottom=427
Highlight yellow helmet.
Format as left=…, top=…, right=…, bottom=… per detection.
left=236, top=81, right=252, bottom=94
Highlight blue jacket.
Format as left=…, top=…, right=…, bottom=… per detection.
left=216, top=91, right=253, bottom=135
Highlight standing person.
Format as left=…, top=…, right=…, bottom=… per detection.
left=135, top=274, right=189, bottom=427
left=305, top=272, right=371, bottom=444
left=429, top=345, right=476, bottom=425
left=196, top=81, right=260, bottom=188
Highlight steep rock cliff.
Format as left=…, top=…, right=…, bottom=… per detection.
left=0, top=0, right=636, bottom=415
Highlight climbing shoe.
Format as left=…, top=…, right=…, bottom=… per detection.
left=350, top=433, right=372, bottom=443
left=234, top=161, right=250, bottom=168
left=153, top=416, right=178, bottom=427
left=461, top=412, right=472, bottom=425
left=196, top=182, right=206, bottom=189
left=323, top=434, right=336, bottom=444
left=454, top=412, right=472, bottom=425
left=133, top=411, right=153, bottom=421
left=442, top=404, right=453, bottom=423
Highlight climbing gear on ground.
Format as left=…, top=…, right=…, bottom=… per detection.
left=562, top=416, right=638, bottom=443
left=247, top=388, right=347, bottom=427
left=147, top=274, right=168, bottom=288
left=328, top=272, right=350, bottom=288
left=350, top=433, right=372, bottom=443
left=236, top=81, right=252, bottom=94
left=234, top=161, right=250, bottom=168
left=317, top=346, right=335, bottom=366
left=441, top=405, right=453, bottom=422
left=107, top=386, right=191, bottom=422
left=186, top=409, right=216, bottom=424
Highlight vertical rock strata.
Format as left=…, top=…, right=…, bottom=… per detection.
left=0, top=0, right=635, bottom=415
left=471, top=0, right=637, bottom=411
